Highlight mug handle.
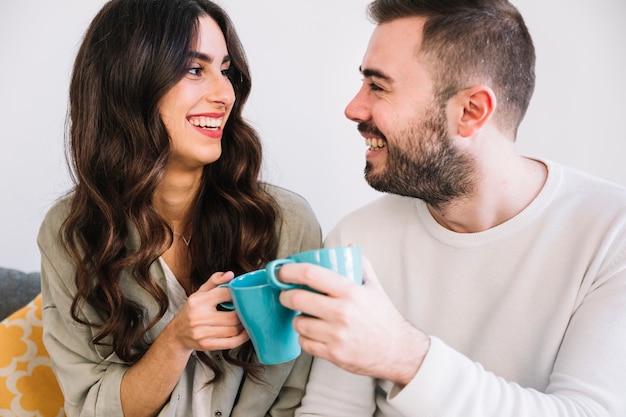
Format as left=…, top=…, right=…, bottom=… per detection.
left=265, top=259, right=298, bottom=290
left=217, top=283, right=235, bottom=310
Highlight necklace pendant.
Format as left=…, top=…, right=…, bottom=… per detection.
left=173, top=231, right=192, bottom=246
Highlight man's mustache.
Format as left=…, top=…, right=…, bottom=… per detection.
left=357, top=122, right=385, bottom=139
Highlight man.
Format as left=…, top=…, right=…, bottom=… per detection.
left=277, top=0, right=626, bottom=415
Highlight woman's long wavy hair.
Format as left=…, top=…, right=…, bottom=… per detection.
left=62, top=0, right=278, bottom=382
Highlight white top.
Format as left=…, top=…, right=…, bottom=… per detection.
left=297, top=160, right=626, bottom=416
left=160, top=258, right=215, bottom=417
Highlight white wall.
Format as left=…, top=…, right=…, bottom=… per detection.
left=1, top=0, right=624, bottom=272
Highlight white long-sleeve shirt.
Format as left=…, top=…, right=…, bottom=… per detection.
left=297, top=160, right=626, bottom=416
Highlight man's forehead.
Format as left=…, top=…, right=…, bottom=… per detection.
left=360, top=16, right=427, bottom=79
left=366, top=17, right=424, bottom=58
left=371, top=16, right=426, bottom=46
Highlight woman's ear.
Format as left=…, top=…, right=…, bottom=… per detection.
left=453, top=85, right=496, bottom=138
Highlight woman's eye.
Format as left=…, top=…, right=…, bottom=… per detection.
left=221, top=67, right=234, bottom=78
left=188, top=66, right=203, bottom=76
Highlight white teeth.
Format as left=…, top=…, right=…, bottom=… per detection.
left=365, top=137, right=386, bottom=150
left=189, top=116, right=222, bottom=129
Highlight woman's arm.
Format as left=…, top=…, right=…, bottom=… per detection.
left=38, top=201, right=247, bottom=417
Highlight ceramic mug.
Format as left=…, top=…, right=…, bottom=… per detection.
left=265, top=246, right=363, bottom=290
left=219, top=269, right=301, bottom=365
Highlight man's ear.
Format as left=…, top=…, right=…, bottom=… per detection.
left=454, top=85, right=496, bottom=138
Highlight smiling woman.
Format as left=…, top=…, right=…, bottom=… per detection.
left=35, top=1, right=321, bottom=416
left=159, top=17, right=235, bottom=170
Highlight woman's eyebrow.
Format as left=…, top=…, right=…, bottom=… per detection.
left=188, top=51, right=231, bottom=65
left=189, top=51, right=212, bottom=63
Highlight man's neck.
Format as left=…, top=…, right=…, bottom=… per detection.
left=428, top=156, right=547, bottom=233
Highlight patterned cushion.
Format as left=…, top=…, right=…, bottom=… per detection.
left=0, top=294, right=65, bottom=417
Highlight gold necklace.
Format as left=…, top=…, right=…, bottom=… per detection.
left=173, top=231, right=192, bottom=246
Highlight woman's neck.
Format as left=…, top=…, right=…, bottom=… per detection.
left=153, top=169, right=202, bottom=231
left=153, top=169, right=202, bottom=294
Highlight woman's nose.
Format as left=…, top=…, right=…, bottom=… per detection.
left=207, top=74, right=235, bottom=106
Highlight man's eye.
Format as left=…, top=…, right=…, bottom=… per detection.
left=368, top=82, right=384, bottom=92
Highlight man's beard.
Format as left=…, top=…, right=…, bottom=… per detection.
left=362, top=100, right=476, bottom=208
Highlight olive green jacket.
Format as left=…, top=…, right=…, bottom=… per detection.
left=38, top=185, right=322, bottom=417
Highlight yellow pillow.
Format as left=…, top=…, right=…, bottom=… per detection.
left=0, top=294, right=65, bottom=417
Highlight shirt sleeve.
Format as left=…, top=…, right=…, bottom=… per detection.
left=389, top=327, right=623, bottom=416
left=38, top=200, right=129, bottom=417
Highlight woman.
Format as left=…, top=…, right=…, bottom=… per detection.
left=37, top=0, right=321, bottom=416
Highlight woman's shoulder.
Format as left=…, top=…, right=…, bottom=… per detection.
left=37, top=196, right=75, bottom=266
left=262, top=183, right=322, bottom=255
left=39, top=195, right=73, bottom=237
left=263, top=183, right=314, bottom=213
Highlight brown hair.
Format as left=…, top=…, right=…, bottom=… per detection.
left=368, top=0, right=536, bottom=137
left=62, top=0, right=277, bottom=381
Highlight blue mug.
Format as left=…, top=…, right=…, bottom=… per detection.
left=265, top=246, right=363, bottom=290
left=219, top=269, right=301, bottom=365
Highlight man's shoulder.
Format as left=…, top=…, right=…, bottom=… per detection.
left=330, top=194, right=418, bottom=237
left=343, top=194, right=416, bottom=220
left=324, top=194, right=419, bottom=246
left=556, top=162, right=626, bottom=204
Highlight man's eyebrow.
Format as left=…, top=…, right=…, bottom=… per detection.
left=359, top=66, right=392, bottom=83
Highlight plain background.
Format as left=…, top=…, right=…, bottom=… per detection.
left=1, top=0, right=625, bottom=272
